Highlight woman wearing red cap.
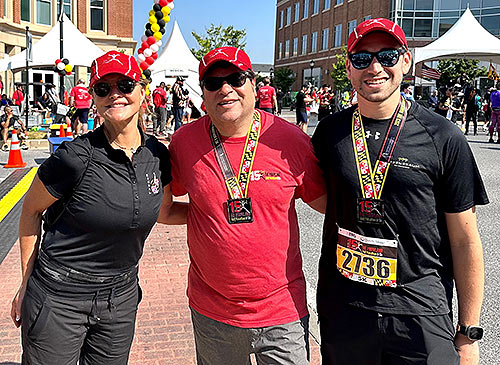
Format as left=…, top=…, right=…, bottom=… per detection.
left=11, top=50, right=181, bottom=364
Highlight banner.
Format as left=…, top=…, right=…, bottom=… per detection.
left=488, top=62, right=500, bottom=81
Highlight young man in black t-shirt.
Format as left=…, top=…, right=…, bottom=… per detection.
left=1, top=105, right=28, bottom=151
left=312, top=18, right=488, bottom=364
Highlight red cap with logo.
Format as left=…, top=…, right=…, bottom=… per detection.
left=199, top=46, right=253, bottom=81
left=89, top=50, right=142, bottom=89
left=347, top=18, right=408, bottom=53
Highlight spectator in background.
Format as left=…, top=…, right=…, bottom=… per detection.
left=427, top=89, right=438, bottom=109
left=12, top=85, right=24, bottom=107
left=489, top=82, right=500, bottom=143
left=400, top=83, right=414, bottom=101
left=1, top=105, right=28, bottom=151
left=172, top=76, right=188, bottom=131
left=318, top=85, right=333, bottom=121
left=296, top=84, right=313, bottom=133
left=463, top=88, right=481, bottom=135
left=0, top=75, right=4, bottom=95
left=182, top=90, right=193, bottom=124
left=256, top=77, right=277, bottom=114
left=152, top=82, right=168, bottom=136
left=435, top=87, right=452, bottom=118
left=1, top=94, right=13, bottom=106
left=165, top=84, right=174, bottom=132
left=70, top=79, right=93, bottom=135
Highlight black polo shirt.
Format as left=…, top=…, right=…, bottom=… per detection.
left=312, top=102, right=488, bottom=316
left=38, top=126, right=171, bottom=275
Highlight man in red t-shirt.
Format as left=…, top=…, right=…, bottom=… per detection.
left=12, top=85, right=24, bottom=107
left=167, top=47, right=326, bottom=364
left=152, top=82, right=168, bottom=136
left=70, top=79, right=92, bottom=134
left=256, top=77, right=277, bottom=114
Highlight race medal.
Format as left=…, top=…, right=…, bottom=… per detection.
left=336, top=227, right=397, bottom=287
left=227, top=198, right=253, bottom=224
left=357, top=198, right=385, bottom=225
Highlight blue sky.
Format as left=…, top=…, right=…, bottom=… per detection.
left=133, top=0, right=276, bottom=64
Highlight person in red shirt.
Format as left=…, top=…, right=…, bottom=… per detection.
left=12, top=85, right=24, bottom=107
left=166, top=46, right=326, bottom=364
left=70, top=79, right=93, bottom=134
left=256, top=77, right=277, bottom=114
left=152, top=82, right=168, bottom=136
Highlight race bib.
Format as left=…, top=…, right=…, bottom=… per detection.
left=336, top=227, right=398, bottom=287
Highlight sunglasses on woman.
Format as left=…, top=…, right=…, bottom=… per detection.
left=93, top=79, right=138, bottom=98
left=201, top=71, right=251, bottom=92
left=348, top=48, right=407, bottom=70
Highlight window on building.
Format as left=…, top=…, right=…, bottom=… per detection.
left=285, top=40, right=290, bottom=58
left=280, top=10, right=284, bottom=28
left=481, top=15, right=500, bottom=36
left=278, top=42, right=282, bottom=59
left=322, top=28, right=329, bottom=50
left=286, top=7, right=291, bottom=26
left=348, top=20, right=357, bottom=36
left=416, top=0, right=433, bottom=10
left=90, top=0, right=104, bottom=31
left=302, top=34, right=308, bottom=55
left=312, top=0, right=319, bottom=15
left=303, top=0, right=309, bottom=18
left=21, top=0, right=30, bottom=21
left=336, top=0, right=343, bottom=5
left=414, top=18, right=432, bottom=37
left=324, top=0, right=331, bottom=10
left=334, top=24, right=342, bottom=47
left=293, top=37, right=298, bottom=56
left=37, top=0, right=51, bottom=25
left=57, top=0, right=72, bottom=19
left=440, top=0, right=457, bottom=10
left=294, top=2, right=300, bottom=22
left=311, top=31, right=318, bottom=52
left=402, top=18, right=414, bottom=37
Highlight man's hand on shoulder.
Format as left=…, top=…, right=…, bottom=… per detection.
left=454, top=333, right=479, bottom=365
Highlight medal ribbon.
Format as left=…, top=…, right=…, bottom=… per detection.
left=352, top=98, right=408, bottom=199
left=210, top=110, right=262, bottom=199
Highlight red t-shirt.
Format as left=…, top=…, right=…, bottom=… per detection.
left=153, top=87, right=168, bottom=108
left=70, top=85, right=92, bottom=109
left=12, top=90, right=24, bottom=106
left=170, top=110, right=325, bottom=327
left=257, top=85, right=276, bottom=109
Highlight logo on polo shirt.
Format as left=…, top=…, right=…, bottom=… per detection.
left=146, top=172, right=160, bottom=195
left=250, top=170, right=281, bottom=181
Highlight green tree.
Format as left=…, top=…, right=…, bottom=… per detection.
left=437, top=59, right=488, bottom=88
left=273, top=67, right=295, bottom=92
left=330, top=46, right=351, bottom=92
left=191, top=24, right=247, bottom=60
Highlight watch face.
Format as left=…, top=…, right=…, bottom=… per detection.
left=468, top=327, right=484, bottom=340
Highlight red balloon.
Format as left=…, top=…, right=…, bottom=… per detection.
left=167, top=0, right=174, bottom=2
left=66, top=71, right=72, bottom=76
left=159, top=0, right=168, bottom=6
left=147, top=36, right=156, bottom=45
left=145, top=56, right=155, bottom=65
left=139, top=61, right=149, bottom=70
left=137, top=47, right=144, bottom=54
left=55, top=58, right=61, bottom=64
left=141, top=41, right=149, bottom=49
left=152, top=52, right=158, bottom=59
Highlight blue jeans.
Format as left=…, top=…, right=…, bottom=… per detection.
left=174, top=107, right=184, bottom=131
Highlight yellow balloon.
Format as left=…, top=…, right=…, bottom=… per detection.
left=151, top=23, right=160, bottom=33
left=149, top=10, right=155, bottom=17
left=163, top=15, right=170, bottom=23
left=153, top=32, right=163, bottom=41
left=149, top=15, right=157, bottom=24
left=161, top=6, right=170, bottom=15
left=64, top=64, right=73, bottom=72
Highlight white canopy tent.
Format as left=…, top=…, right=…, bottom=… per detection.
left=149, top=21, right=203, bottom=112
left=414, top=8, right=500, bottom=65
left=0, top=14, right=104, bottom=72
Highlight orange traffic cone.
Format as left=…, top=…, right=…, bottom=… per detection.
left=66, top=122, right=73, bottom=138
left=4, top=129, right=27, bottom=168
left=59, top=123, right=66, bottom=137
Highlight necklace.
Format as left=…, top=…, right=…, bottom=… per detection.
left=104, top=128, right=140, bottom=154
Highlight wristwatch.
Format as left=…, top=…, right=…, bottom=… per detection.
left=456, top=324, right=484, bottom=341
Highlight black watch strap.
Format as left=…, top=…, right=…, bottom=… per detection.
left=457, top=324, right=484, bottom=341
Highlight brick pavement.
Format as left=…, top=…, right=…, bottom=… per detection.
left=0, top=222, right=321, bottom=364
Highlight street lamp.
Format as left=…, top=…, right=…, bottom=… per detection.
left=269, top=67, right=274, bottom=85
left=309, top=60, right=315, bottom=87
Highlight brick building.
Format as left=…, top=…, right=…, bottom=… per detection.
left=0, top=0, right=135, bottom=96
left=274, top=0, right=500, bottom=91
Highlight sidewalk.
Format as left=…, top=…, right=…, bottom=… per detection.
left=0, top=223, right=322, bottom=364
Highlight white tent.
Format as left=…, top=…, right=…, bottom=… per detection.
left=0, top=14, right=104, bottom=72
left=414, top=8, right=500, bottom=65
left=149, top=21, right=203, bottom=112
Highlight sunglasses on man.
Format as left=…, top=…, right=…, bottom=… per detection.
left=201, top=71, right=252, bottom=92
left=348, top=48, right=407, bottom=70
left=93, top=79, right=138, bottom=98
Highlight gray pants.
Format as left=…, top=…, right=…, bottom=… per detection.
left=154, top=106, right=167, bottom=134
left=191, top=308, right=310, bottom=365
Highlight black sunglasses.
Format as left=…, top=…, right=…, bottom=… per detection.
left=93, top=79, right=138, bottom=98
left=201, top=72, right=251, bottom=92
left=348, top=48, right=407, bottom=70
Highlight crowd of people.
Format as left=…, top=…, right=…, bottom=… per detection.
left=7, top=17, right=491, bottom=365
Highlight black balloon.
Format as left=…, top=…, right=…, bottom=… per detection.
left=155, top=11, right=163, bottom=19
left=145, top=23, right=151, bottom=30
left=158, top=19, right=165, bottom=27
left=143, top=69, right=151, bottom=78
left=62, top=58, right=69, bottom=64
left=153, top=4, right=161, bottom=11
left=145, top=29, right=153, bottom=37
left=160, top=28, right=165, bottom=34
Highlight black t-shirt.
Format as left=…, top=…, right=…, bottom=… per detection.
left=38, top=126, right=172, bottom=275
left=0, top=114, right=20, bottom=129
left=311, top=102, right=489, bottom=316
left=435, top=96, right=449, bottom=117
left=296, top=91, right=306, bottom=112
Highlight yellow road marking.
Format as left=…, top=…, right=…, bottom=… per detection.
left=0, top=167, right=38, bottom=223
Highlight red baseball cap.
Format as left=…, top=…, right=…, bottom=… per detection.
left=199, top=47, right=253, bottom=81
left=89, top=50, right=142, bottom=89
left=347, top=18, right=408, bottom=53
